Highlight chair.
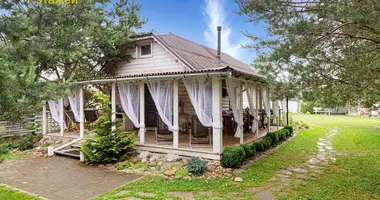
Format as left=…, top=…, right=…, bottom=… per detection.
left=190, top=115, right=211, bottom=148
left=155, top=115, right=173, bottom=144
left=84, top=110, right=99, bottom=130
left=65, top=111, right=80, bottom=131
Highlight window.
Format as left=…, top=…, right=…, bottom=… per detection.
left=140, top=44, right=151, bottom=57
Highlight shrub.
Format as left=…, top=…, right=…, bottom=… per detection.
left=253, top=141, right=264, bottom=152
left=263, top=136, right=272, bottom=149
left=278, top=130, right=287, bottom=141
left=284, top=125, right=294, bottom=136
left=250, top=144, right=256, bottom=156
left=15, top=133, right=42, bottom=151
left=241, top=144, right=254, bottom=158
left=188, top=157, right=206, bottom=175
left=268, top=132, right=279, bottom=146
left=221, top=146, right=246, bottom=168
left=81, top=92, right=135, bottom=164
left=283, top=128, right=291, bottom=137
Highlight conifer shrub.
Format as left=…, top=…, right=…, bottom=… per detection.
left=81, top=92, right=135, bottom=164
left=188, top=157, right=206, bottom=175
left=284, top=125, right=294, bottom=136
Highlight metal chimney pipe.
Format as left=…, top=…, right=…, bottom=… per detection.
left=217, top=26, right=221, bottom=60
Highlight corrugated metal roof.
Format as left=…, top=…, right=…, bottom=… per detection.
left=78, top=67, right=265, bottom=82
left=155, top=34, right=264, bottom=78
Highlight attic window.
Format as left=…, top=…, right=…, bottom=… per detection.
left=140, top=43, right=152, bottom=57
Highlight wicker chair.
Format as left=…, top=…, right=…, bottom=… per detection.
left=190, top=115, right=211, bottom=148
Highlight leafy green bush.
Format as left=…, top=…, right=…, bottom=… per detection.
left=81, top=92, right=135, bottom=164
left=250, top=144, right=256, bottom=156
left=267, top=132, right=279, bottom=146
left=283, top=128, right=291, bottom=137
left=188, top=157, right=206, bottom=175
left=253, top=141, right=264, bottom=152
left=263, top=136, right=272, bottom=149
left=15, top=133, right=42, bottom=151
left=284, top=125, right=294, bottom=136
left=221, top=146, right=246, bottom=168
left=241, top=144, right=254, bottom=158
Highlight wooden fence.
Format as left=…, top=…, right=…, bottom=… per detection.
left=0, top=112, right=60, bottom=137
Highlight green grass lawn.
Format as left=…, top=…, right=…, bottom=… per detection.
left=0, top=185, right=40, bottom=200
left=0, top=151, right=31, bottom=161
left=286, top=115, right=380, bottom=200
left=96, top=114, right=380, bottom=200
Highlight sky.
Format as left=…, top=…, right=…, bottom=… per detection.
left=134, top=0, right=267, bottom=64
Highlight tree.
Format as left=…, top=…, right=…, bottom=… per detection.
left=0, top=0, right=146, bottom=120
left=236, top=0, right=380, bottom=107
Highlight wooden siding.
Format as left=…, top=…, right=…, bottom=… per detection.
left=114, top=41, right=188, bottom=76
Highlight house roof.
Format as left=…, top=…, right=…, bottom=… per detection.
left=153, top=34, right=264, bottom=79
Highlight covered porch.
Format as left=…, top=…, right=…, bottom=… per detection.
left=42, top=68, right=288, bottom=160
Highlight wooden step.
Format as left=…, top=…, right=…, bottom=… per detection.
left=55, top=148, right=80, bottom=159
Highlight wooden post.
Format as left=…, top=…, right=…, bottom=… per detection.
left=59, top=98, right=64, bottom=136
left=255, top=85, right=259, bottom=138
left=79, top=87, right=84, bottom=138
left=286, top=97, right=289, bottom=125
left=239, top=83, right=244, bottom=144
left=173, top=79, right=179, bottom=148
left=212, top=76, right=223, bottom=153
left=42, top=102, right=47, bottom=135
left=277, top=101, right=280, bottom=130
left=139, top=81, right=145, bottom=145
left=267, top=88, right=271, bottom=133
left=111, top=82, right=116, bottom=131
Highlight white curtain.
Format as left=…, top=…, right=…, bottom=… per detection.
left=282, top=100, right=288, bottom=125
left=183, top=77, right=212, bottom=127
left=68, top=88, right=81, bottom=122
left=226, top=79, right=244, bottom=138
left=273, top=100, right=280, bottom=124
left=147, top=80, right=176, bottom=131
left=262, top=86, right=271, bottom=121
left=246, top=83, right=258, bottom=132
left=118, top=82, right=143, bottom=136
left=48, top=100, right=66, bottom=129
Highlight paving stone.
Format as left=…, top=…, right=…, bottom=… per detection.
left=137, top=192, right=155, bottom=197
left=115, top=190, right=130, bottom=196
left=271, top=186, right=284, bottom=192
left=168, top=192, right=194, bottom=199
left=280, top=177, right=291, bottom=183
left=246, top=187, right=265, bottom=193
left=199, top=191, right=213, bottom=196
left=288, top=167, right=308, bottom=174
left=307, top=165, right=322, bottom=169
left=295, top=174, right=308, bottom=179
left=252, top=191, right=275, bottom=200
left=294, top=179, right=307, bottom=184
left=317, top=154, right=327, bottom=161
left=312, top=169, right=324, bottom=174
left=276, top=173, right=290, bottom=178
left=269, top=177, right=277, bottom=182
left=308, top=157, right=319, bottom=165
left=317, top=142, right=326, bottom=146
left=279, top=169, right=292, bottom=175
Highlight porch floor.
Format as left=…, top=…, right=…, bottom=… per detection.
left=138, top=126, right=280, bottom=153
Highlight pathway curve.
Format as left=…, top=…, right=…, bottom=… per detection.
left=246, top=128, right=338, bottom=200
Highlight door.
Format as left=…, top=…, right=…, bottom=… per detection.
left=145, top=84, right=157, bottom=128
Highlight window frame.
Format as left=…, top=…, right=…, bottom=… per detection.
left=137, top=42, right=153, bottom=58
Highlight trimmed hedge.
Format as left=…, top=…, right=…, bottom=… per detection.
left=221, top=125, right=294, bottom=168
left=241, top=144, right=254, bottom=158
left=221, top=146, right=246, bottom=168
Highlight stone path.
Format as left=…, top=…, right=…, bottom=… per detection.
left=246, top=129, right=338, bottom=200
left=0, top=156, right=141, bottom=200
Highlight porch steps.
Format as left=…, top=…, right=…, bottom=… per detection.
left=54, top=139, right=83, bottom=159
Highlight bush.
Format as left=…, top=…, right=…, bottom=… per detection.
left=80, top=92, right=135, bottom=164
left=221, top=146, right=246, bottom=168
left=283, top=128, right=291, bottom=137
left=267, top=132, right=279, bottom=146
left=284, top=125, right=294, bottom=136
left=263, top=136, right=272, bottom=149
left=188, top=157, right=206, bottom=175
left=241, top=144, right=254, bottom=158
left=15, top=133, right=42, bottom=151
left=253, top=141, right=264, bottom=152
left=250, top=144, right=256, bottom=156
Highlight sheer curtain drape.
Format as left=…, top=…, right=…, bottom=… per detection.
left=226, top=79, right=244, bottom=138
left=118, top=82, right=143, bottom=136
left=182, top=77, right=213, bottom=127
left=246, top=83, right=258, bottom=132
left=273, top=100, right=280, bottom=124
left=282, top=100, right=288, bottom=125
left=262, top=86, right=271, bottom=121
left=68, top=88, right=81, bottom=122
left=48, top=100, right=66, bottom=129
left=147, top=80, right=176, bottom=131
